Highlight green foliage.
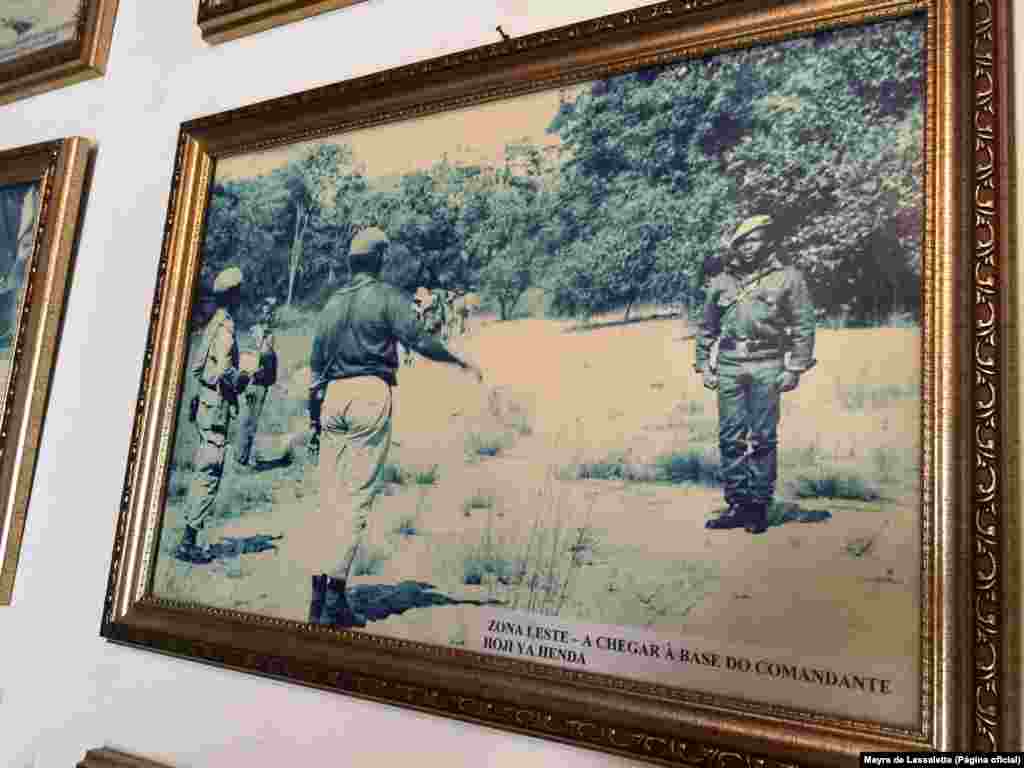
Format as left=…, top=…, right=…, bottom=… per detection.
left=461, top=490, right=496, bottom=516
left=198, top=17, right=925, bottom=328
left=413, top=464, right=440, bottom=485
left=546, top=16, right=925, bottom=323
left=465, top=428, right=513, bottom=458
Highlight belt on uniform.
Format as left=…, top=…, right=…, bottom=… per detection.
left=719, top=339, right=781, bottom=356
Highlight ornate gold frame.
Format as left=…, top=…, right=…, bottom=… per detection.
left=101, top=0, right=1019, bottom=763
left=197, top=0, right=369, bottom=44
left=0, top=138, right=91, bottom=604
left=78, top=748, right=174, bottom=768
left=0, top=0, right=118, bottom=106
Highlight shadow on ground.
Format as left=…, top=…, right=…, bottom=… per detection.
left=768, top=500, right=831, bottom=527
left=209, top=534, right=283, bottom=558
left=708, top=501, right=832, bottom=530
left=347, top=580, right=503, bottom=622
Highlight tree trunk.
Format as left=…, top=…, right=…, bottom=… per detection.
left=624, top=296, right=635, bottom=322
left=286, top=202, right=308, bottom=307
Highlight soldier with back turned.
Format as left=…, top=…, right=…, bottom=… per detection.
left=695, top=215, right=817, bottom=535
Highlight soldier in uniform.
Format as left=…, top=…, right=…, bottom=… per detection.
left=307, top=227, right=484, bottom=628
left=695, top=215, right=816, bottom=535
left=236, top=297, right=278, bottom=468
left=175, top=266, right=251, bottom=563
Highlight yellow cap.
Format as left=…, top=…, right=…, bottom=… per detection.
left=213, top=266, right=243, bottom=293
left=729, top=215, right=773, bottom=249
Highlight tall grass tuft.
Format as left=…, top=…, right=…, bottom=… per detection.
left=791, top=466, right=881, bottom=501
left=413, top=464, right=440, bottom=485
left=465, top=428, right=512, bottom=458
left=654, top=449, right=719, bottom=486
left=562, top=449, right=719, bottom=487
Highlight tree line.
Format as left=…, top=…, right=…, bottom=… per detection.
left=199, top=15, right=925, bottom=328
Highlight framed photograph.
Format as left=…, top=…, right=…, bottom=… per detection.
left=197, top=0, right=369, bottom=44
left=78, top=748, right=174, bottom=768
left=0, top=138, right=92, bottom=603
left=101, top=0, right=1018, bottom=764
left=0, top=0, right=118, bottom=105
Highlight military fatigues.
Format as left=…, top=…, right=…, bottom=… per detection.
left=237, top=319, right=277, bottom=466
left=310, top=274, right=439, bottom=578
left=184, top=307, right=244, bottom=532
left=696, top=258, right=816, bottom=513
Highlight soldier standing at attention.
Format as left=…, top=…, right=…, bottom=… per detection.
left=175, top=266, right=251, bottom=563
left=695, top=215, right=816, bottom=535
left=306, top=227, right=484, bottom=628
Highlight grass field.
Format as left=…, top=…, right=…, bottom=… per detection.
left=154, top=309, right=922, bottom=671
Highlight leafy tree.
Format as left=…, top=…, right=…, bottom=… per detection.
left=276, top=143, right=365, bottom=306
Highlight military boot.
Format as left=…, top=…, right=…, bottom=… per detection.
left=174, top=524, right=213, bottom=564
left=705, top=505, right=748, bottom=530
left=308, top=574, right=328, bottom=624
left=321, top=577, right=367, bottom=629
left=743, top=503, right=769, bottom=535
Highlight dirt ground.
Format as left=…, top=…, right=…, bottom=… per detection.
left=154, top=313, right=922, bottom=686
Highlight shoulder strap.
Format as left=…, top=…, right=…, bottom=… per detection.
left=195, top=312, right=226, bottom=380
left=719, top=267, right=781, bottom=319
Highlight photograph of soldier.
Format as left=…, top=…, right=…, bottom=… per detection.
left=236, top=297, right=279, bottom=468
left=306, top=227, right=483, bottom=628
left=0, top=181, right=38, bottom=400
left=153, top=13, right=926, bottom=726
left=175, top=266, right=250, bottom=563
left=697, top=215, right=816, bottom=535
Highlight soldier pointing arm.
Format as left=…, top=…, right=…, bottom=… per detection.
left=696, top=215, right=816, bottom=536
left=306, top=227, right=483, bottom=629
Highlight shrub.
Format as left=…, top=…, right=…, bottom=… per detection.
left=394, top=514, right=418, bottom=536
left=563, top=449, right=719, bottom=486
left=413, top=464, right=440, bottom=485
left=465, top=429, right=512, bottom=458
left=461, top=490, right=496, bottom=517
left=792, top=467, right=881, bottom=501
left=654, top=449, right=720, bottom=486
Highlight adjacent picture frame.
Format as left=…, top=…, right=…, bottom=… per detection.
left=101, top=1, right=1018, bottom=765
left=78, top=748, right=174, bottom=768
left=0, top=0, right=118, bottom=106
left=197, top=0, right=369, bottom=44
left=0, top=137, right=92, bottom=603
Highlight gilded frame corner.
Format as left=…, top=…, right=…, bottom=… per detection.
left=0, top=0, right=119, bottom=106
left=197, top=0, right=370, bottom=44
left=0, top=137, right=92, bottom=604
left=102, top=0, right=1019, bottom=764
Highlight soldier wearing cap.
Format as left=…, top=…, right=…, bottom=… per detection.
left=695, top=215, right=816, bottom=535
left=306, top=227, right=484, bottom=628
left=175, top=265, right=251, bottom=563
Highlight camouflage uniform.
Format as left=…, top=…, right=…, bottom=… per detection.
left=177, top=267, right=248, bottom=562
left=237, top=302, right=278, bottom=467
left=696, top=216, right=816, bottom=533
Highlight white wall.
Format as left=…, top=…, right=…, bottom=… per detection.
left=0, top=1, right=1019, bottom=766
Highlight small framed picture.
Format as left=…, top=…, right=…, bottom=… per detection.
left=0, top=138, right=92, bottom=603
left=197, top=0, right=369, bottom=44
left=0, top=0, right=118, bottom=105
